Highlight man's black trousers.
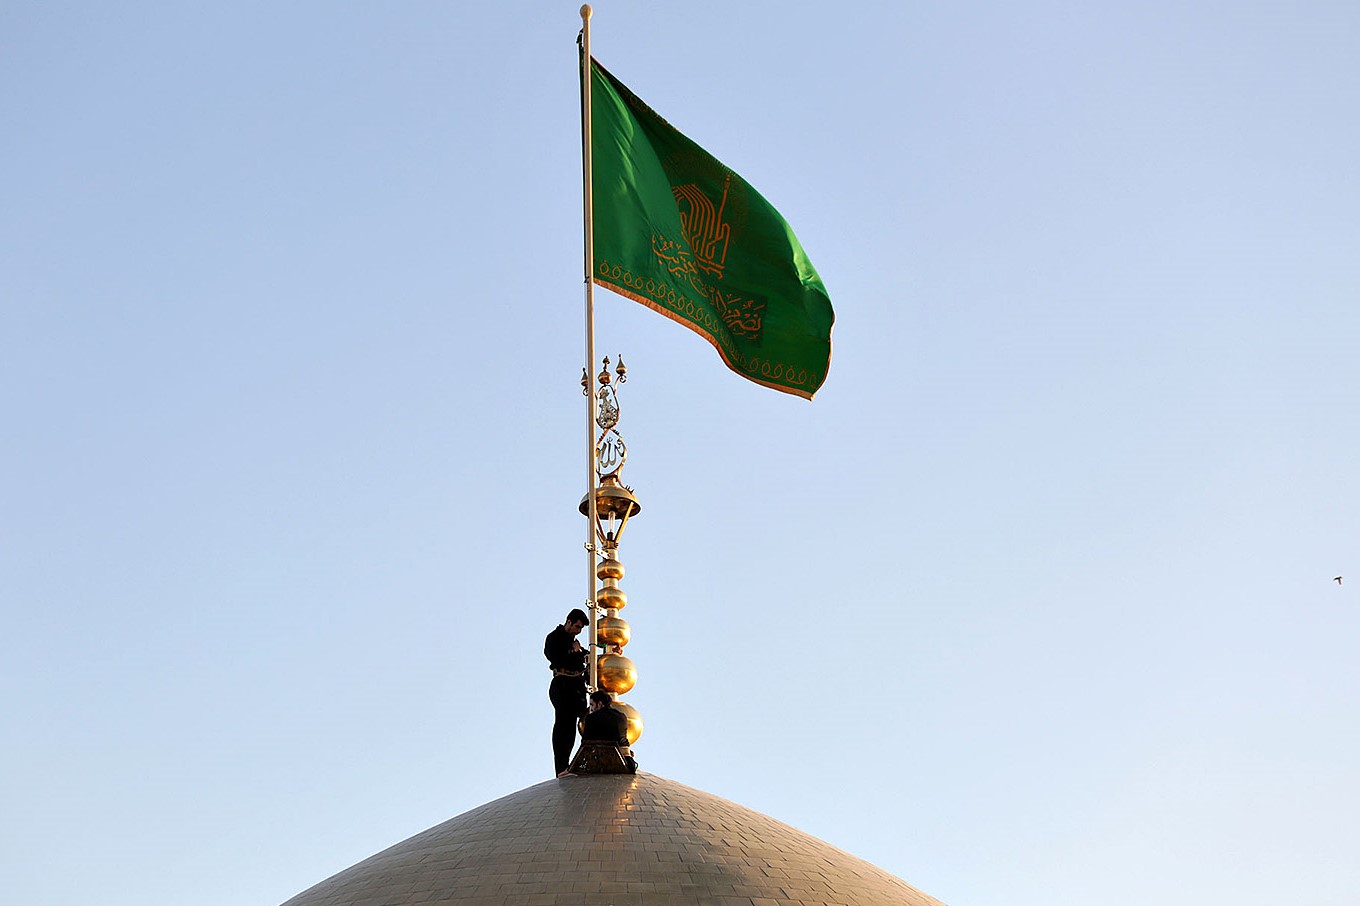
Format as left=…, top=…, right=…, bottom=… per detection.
left=548, top=675, right=586, bottom=775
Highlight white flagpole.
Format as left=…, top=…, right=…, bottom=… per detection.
left=579, top=4, right=600, bottom=690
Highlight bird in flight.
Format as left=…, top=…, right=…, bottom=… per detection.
left=1334, top=576, right=1343, bottom=586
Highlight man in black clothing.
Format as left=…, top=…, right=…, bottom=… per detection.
left=580, top=689, right=637, bottom=773
left=581, top=689, right=629, bottom=745
left=544, top=608, right=589, bottom=777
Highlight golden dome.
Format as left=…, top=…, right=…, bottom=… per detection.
left=279, top=773, right=946, bottom=906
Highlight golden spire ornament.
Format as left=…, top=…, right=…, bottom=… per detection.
left=578, top=355, right=643, bottom=744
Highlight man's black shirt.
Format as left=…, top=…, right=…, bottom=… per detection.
left=544, top=625, right=586, bottom=674
left=581, top=706, right=629, bottom=745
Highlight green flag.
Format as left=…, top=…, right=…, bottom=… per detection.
left=588, top=57, right=835, bottom=399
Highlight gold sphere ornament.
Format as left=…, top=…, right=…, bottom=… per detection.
left=596, top=615, right=631, bottom=649
left=613, top=701, right=643, bottom=745
left=596, top=558, right=625, bottom=581
left=596, top=585, right=627, bottom=611
left=597, top=653, right=637, bottom=694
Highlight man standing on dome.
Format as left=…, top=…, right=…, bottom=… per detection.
left=544, top=608, right=589, bottom=777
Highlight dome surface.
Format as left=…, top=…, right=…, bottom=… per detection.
left=281, top=772, right=945, bottom=906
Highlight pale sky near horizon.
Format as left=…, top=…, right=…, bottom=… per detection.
left=3, top=3, right=1359, bottom=905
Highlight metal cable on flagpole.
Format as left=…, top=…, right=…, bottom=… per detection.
left=579, top=4, right=600, bottom=691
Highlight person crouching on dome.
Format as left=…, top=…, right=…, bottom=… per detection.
left=582, top=690, right=628, bottom=745
left=582, top=689, right=637, bottom=773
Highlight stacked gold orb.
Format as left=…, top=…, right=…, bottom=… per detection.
left=594, top=550, right=642, bottom=743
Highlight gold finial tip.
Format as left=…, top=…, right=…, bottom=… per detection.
left=580, top=5, right=592, bottom=19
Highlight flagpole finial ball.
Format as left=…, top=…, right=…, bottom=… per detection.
left=581, top=5, right=592, bottom=20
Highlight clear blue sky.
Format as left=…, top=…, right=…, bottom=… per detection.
left=3, top=3, right=1358, bottom=905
